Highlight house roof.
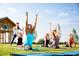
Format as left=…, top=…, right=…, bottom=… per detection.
left=0, top=17, right=16, bottom=26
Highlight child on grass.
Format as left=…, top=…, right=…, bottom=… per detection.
left=17, top=28, right=24, bottom=48
left=65, top=33, right=74, bottom=47
left=69, top=34, right=74, bottom=47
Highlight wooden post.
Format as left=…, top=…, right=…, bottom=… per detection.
left=5, top=31, right=6, bottom=44
left=7, top=33, right=9, bottom=44
left=8, top=29, right=9, bottom=43
left=8, top=31, right=11, bottom=44
left=2, top=33, right=4, bottom=44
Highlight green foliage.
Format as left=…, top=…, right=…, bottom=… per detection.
left=72, top=28, right=77, bottom=34
left=38, top=38, right=44, bottom=44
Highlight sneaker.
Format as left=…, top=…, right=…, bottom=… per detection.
left=29, top=47, right=32, bottom=50
left=70, top=46, right=72, bottom=47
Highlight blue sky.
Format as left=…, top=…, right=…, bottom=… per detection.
left=0, top=3, right=79, bottom=42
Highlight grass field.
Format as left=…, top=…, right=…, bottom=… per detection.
left=0, top=44, right=79, bottom=56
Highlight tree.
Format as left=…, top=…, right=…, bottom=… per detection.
left=38, top=38, right=44, bottom=44
left=72, top=28, right=79, bottom=47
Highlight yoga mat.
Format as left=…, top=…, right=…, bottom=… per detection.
left=10, top=51, right=79, bottom=56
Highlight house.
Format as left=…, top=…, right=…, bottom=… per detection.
left=0, top=17, right=16, bottom=43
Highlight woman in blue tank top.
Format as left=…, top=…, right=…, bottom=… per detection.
left=24, top=12, right=38, bottom=50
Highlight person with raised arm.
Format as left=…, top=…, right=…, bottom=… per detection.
left=52, top=24, right=61, bottom=48
left=10, top=22, right=23, bottom=46
left=24, top=12, right=38, bottom=50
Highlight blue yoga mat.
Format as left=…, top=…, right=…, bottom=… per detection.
left=10, top=51, right=79, bottom=56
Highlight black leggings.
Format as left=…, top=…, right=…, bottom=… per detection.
left=17, top=37, right=22, bottom=45
left=46, top=40, right=49, bottom=47
left=11, top=34, right=17, bottom=44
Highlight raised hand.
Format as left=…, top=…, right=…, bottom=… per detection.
left=32, top=14, right=38, bottom=32
left=25, top=12, right=28, bottom=34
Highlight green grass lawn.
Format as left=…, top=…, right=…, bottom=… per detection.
left=0, top=44, right=79, bottom=56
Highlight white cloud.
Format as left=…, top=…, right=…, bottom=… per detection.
left=0, top=8, right=16, bottom=13
left=58, top=12, right=69, bottom=16
left=7, top=8, right=16, bottom=12
left=0, top=3, right=7, bottom=6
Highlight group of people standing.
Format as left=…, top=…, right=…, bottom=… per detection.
left=10, top=12, right=38, bottom=50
